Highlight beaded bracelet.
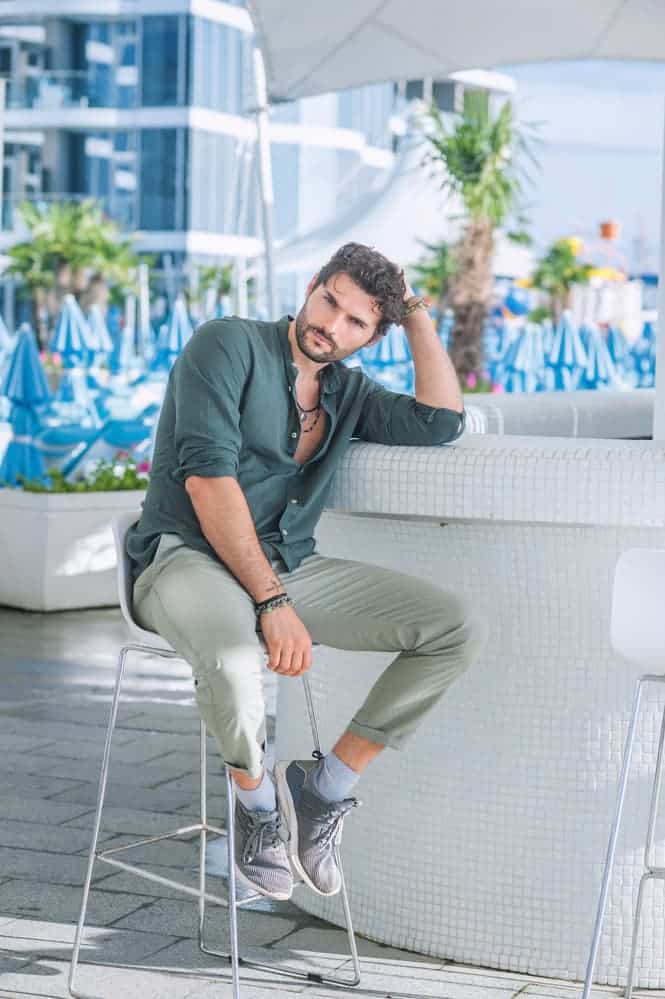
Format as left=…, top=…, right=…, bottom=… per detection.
left=255, top=593, right=293, bottom=617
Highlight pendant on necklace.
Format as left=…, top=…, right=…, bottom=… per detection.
left=299, top=411, right=307, bottom=423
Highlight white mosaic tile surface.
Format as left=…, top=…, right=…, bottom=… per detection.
left=463, top=389, right=653, bottom=440
left=326, top=435, right=665, bottom=528
left=276, top=502, right=665, bottom=987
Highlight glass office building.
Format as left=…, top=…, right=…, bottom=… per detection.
left=0, top=3, right=396, bottom=274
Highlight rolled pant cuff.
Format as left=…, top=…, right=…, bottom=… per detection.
left=346, top=719, right=402, bottom=749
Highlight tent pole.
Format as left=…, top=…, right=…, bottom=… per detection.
left=653, top=98, right=665, bottom=440
left=253, top=47, right=277, bottom=319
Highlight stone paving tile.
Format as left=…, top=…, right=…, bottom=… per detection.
left=0, top=734, right=56, bottom=754
left=0, top=918, right=179, bottom=964
left=50, top=781, right=193, bottom=813
left=0, top=847, right=87, bottom=886
left=91, top=864, right=210, bottom=903
left=142, top=937, right=344, bottom=977
left=119, top=706, right=204, bottom=734
left=0, top=957, right=240, bottom=999
left=0, top=754, right=69, bottom=778
left=1, top=703, right=146, bottom=729
left=89, top=831, right=202, bottom=870
left=0, top=881, right=147, bottom=926
left=0, top=819, right=100, bottom=855
left=0, top=717, right=141, bottom=747
left=2, top=797, right=93, bottom=827
left=31, top=734, right=196, bottom=766
left=65, top=805, right=201, bottom=837
left=39, top=757, right=197, bottom=789
left=0, top=773, right=87, bottom=800
left=113, top=897, right=303, bottom=946
left=273, top=924, right=444, bottom=964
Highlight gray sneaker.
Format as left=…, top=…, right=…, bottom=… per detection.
left=233, top=796, right=293, bottom=901
left=274, top=759, right=360, bottom=897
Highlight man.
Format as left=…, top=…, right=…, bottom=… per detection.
left=127, top=242, right=487, bottom=902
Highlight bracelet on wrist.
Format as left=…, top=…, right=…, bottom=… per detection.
left=255, top=593, right=292, bottom=617
left=402, top=295, right=430, bottom=320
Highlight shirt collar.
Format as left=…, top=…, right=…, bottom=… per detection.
left=277, top=315, right=341, bottom=395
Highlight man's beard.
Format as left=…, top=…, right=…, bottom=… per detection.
left=295, top=307, right=338, bottom=362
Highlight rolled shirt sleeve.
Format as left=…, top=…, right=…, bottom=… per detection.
left=353, top=375, right=465, bottom=446
left=172, top=321, right=250, bottom=483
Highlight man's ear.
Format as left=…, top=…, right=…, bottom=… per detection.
left=365, top=330, right=383, bottom=349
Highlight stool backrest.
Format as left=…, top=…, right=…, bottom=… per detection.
left=112, top=511, right=143, bottom=635
left=611, top=548, right=665, bottom=668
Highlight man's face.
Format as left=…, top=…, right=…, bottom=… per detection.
left=294, top=272, right=383, bottom=365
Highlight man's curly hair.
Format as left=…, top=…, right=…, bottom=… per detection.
left=312, top=242, right=406, bottom=338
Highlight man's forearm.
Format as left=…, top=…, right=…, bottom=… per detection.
left=185, top=475, right=285, bottom=603
left=404, top=308, right=463, bottom=412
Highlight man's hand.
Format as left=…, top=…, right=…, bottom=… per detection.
left=259, top=605, right=313, bottom=677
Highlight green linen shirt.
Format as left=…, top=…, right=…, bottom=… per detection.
left=126, top=315, right=465, bottom=581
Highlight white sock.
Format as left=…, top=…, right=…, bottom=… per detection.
left=309, top=751, right=360, bottom=802
left=235, top=770, right=276, bottom=812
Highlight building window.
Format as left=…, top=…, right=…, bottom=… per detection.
left=140, top=128, right=180, bottom=230
left=141, top=16, right=179, bottom=106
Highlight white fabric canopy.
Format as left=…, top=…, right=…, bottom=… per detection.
left=247, top=1, right=665, bottom=102
left=274, top=136, right=532, bottom=278
left=248, top=0, right=665, bottom=437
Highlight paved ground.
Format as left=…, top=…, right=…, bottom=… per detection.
left=0, top=604, right=646, bottom=998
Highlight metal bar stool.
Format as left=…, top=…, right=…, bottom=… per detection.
left=68, top=512, right=361, bottom=999
left=583, top=549, right=665, bottom=999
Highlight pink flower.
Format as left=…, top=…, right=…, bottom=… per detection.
left=116, top=450, right=130, bottom=460
left=51, top=352, right=62, bottom=367
left=466, top=373, right=478, bottom=389
left=491, top=383, right=505, bottom=394
left=136, top=461, right=151, bottom=474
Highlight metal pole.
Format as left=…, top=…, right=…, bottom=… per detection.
left=652, top=98, right=665, bottom=439
left=253, top=47, right=277, bottom=319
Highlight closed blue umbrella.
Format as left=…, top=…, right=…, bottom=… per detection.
left=151, top=297, right=193, bottom=372
left=0, top=324, right=51, bottom=486
left=578, top=324, right=622, bottom=389
left=605, top=325, right=632, bottom=370
left=87, top=305, right=114, bottom=356
left=630, top=323, right=656, bottom=388
left=50, top=294, right=92, bottom=367
left=361, top=323, right=413, bottom=393
left=544, top=313, right=587, bottom=391
left=499, top=324, right=546, bottom=393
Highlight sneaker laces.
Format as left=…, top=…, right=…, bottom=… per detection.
left=242, top=810, right=284, bottom=865
left=312, top=798, right=360, bottom=850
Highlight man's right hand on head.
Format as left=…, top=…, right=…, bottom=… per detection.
left=260, top=606, right=313, bottom=677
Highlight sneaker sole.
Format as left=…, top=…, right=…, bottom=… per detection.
left=274, top=761, right=340, bottom=898
left=232, top=861, right=293, bottom=902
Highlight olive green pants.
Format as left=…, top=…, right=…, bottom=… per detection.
left=133, top=536, right=487, bottom=778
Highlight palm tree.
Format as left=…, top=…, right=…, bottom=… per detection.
left=6, top=199, right=139, bottom=346
left=422, top=91, right=534, bottom=380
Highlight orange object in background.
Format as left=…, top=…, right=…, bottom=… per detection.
left=600, top=220, right=620, bottom=241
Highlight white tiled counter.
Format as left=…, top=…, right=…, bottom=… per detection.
left=275, top=434, right=665, bottom=986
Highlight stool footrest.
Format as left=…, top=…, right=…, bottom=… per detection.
left=199, top=944, right=361, bottom=988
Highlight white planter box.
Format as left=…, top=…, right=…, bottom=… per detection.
left=0, top=489, right=145, bottom=611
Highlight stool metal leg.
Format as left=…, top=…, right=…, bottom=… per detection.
left=71, top=649, right=361, bottom=997
left=68, top=643, right=129, bottom=999
left=583, top=674, right=665, bottom=999
left=200, top=672, right=361, bottom=989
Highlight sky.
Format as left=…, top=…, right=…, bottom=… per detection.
left=498, top=60, right=664, bottom=273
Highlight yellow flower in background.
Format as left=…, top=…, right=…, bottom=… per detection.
left=558, top=236, right=583, bottom=256
left=588, top=267, right=626, bottom=282
left=514, top=277, right=532, bottom=288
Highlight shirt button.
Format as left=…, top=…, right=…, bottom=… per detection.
left=290, top=498, right=299, bottom=504
left=282, top=529, right=289, bottom=537
left=290, top=432, right=297, bottom=439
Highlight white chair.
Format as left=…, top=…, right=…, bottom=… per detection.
left=583, top=549, right=665, bottom=999
left=68, top=511, right=361, bottom=999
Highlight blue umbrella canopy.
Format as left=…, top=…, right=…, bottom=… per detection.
left=546, top=313, right=588, bottom=371
left=578, top=325, right=621, bottom=389
left=630, top=323, right=656, bottom=388
left=499, top=324, right=546, bottom=393
left=0, top=402, right=46, bottom=486
left=150, top=298, right=194, bottom=372
left=605, top=325, right=632, bottom=372
left=1, top=324, right=51, bottom=406
left=50, top=294, right=93, bottom=368
left=87, top=305, right=114, bottom=356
